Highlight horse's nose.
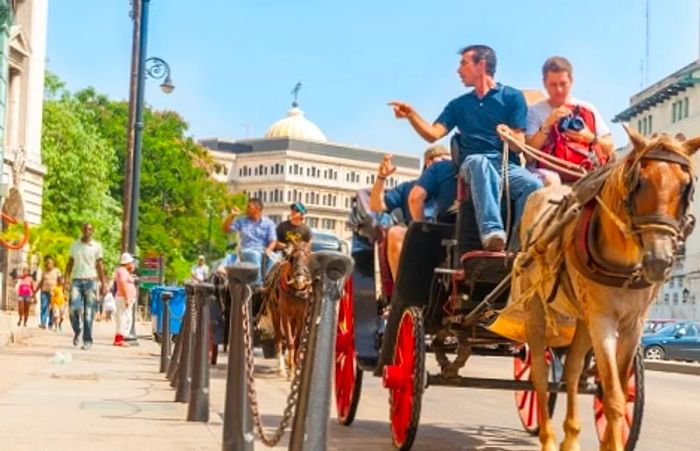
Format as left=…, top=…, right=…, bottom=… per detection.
left=642, top=254, right=673, bottom=283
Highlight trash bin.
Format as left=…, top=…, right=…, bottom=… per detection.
left=150, top=286, right=186, bottom=340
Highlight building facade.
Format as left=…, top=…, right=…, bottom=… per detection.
left=0, top=0, right=48, bottom=309
left=613, top=44, right=700, bottom=319
left=200, top=105, right=421, bottom=239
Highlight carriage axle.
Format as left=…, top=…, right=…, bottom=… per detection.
left=426, top=373, right=598, bottom=395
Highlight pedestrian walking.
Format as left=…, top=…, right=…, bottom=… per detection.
left=65, top=223, right=108, bottom=350
left=35, top=256, right=61, bottom=329
left=50, top=276, right=67, bottom=332
left=113, top=253, right=137, bottom=347
left=102, top=279, right=116, bottom=322
left=16, top=268, right=34, bottom=327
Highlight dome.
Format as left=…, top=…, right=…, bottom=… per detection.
left=264, top=106, right=327, bottom=142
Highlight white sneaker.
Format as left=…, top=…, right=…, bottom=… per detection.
left=482, top=230, right=507, bottom=252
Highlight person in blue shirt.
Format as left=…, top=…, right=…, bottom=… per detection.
left=391, top=44, right=543, bottom=251
left=369, top=145, right=449, bottom=277
left=222, top=198, right=278, bottom=284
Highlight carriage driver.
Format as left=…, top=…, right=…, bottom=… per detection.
left=275, top=202, right=312, bottom=250
left=369, top=145, right=450, bottom=279
left=391, top=44, right=543, bottom=252
left=222, top=198, right=278, bottom=285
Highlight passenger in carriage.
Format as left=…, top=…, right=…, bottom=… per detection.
left=525, top=56, right=614, bottom=185
left=368, top=145, right=450, bottom=278
left=390, top=44, right=542, bottom=251
left=221, top=198, right=278, bottom=285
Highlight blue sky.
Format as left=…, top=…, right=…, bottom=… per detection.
left=47, top=0, right=700, bottom=157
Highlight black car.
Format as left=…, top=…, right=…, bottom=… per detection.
left=641, top=321, right=700, bottom=361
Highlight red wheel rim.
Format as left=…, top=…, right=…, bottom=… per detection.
left=594, top=366, right=636, bottom=445
left=389, top=311, right=416, bottom=447
left=514, top=346, right=552, bottom=433
left=335, top=277, right=356, bottom=421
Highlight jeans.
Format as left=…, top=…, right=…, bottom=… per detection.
left=460, top=154, right=543, bottom=249
left=69, top=279, right=97, bottom=344
left=239, top=248, right=272, bottom=285
left=40, top=291, right=52, bottom=327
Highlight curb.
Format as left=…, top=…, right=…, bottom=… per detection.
left=644, top=359, right=700, bottom=376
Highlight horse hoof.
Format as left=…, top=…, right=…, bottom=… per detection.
left=560, top=441, right=580, bottom=451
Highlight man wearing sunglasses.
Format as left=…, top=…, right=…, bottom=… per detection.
left=276, top=202, right=312, bottom=249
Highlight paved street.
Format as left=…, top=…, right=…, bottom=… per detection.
left=2, top=313, right=700, bottom=450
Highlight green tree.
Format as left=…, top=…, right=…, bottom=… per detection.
left=39, top=73, right=121, bottom=270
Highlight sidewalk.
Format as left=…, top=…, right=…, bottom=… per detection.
left=0, top=315, right=221, bottom=451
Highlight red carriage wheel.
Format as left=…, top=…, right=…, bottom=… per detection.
left=593, top=347, right=644, bottom=450
left=383, top=306, right=425, bottom=450
left=335, top=276, right=363, bottom=426
left=513, top=345, right=559, bottom=435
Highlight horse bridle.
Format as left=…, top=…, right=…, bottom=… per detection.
left=624, top=146, right=696, bottom=246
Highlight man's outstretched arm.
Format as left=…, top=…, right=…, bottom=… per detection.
left=389, top=101, right=448, bottom=143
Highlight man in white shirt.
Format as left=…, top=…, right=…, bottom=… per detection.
left=191, top=255, right=210, bottom=282
left=526, top=56, right=615, bottom=184
left=65, top=223, right=108, bottom=350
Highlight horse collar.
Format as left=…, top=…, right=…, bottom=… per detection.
left=569, top=201, right=651, bottom=289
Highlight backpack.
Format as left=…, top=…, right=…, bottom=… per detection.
left=539, top=104, right=608, bottom=183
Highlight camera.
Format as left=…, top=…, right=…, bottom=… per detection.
left=557, top=107, right=586, bottom=133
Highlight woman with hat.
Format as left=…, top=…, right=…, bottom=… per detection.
left=113, top=252, right=136, bottom=347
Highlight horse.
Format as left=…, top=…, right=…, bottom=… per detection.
left=263, top=242, right=314, bottom=379
left=513, top=126, right=699, bottom=451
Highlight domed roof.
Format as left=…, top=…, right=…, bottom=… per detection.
left=264, top=105, right=327, bottom=142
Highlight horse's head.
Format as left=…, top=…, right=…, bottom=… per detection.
left=622, top=125, right=700, bottom=282
left=285, top=242, right=312, bottom=295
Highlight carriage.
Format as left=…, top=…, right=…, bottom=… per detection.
left=333, top=155, right=646, bottom=450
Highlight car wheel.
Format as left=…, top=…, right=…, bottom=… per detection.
left=644, top=345, right=665, bottom=360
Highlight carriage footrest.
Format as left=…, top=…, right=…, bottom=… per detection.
left=426, top=374, right=597, bottom=395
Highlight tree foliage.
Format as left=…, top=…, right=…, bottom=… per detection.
left=37, top=72, right=245, bottom=281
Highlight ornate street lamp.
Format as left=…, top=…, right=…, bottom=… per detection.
left=122, top=0, right=175, bottom=255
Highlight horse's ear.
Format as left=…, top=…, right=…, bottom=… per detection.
left=623, top=123, right=648, bottom=152
left=683, top=136, right=700, bottom=156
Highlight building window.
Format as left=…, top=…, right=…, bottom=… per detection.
left=287, top=191, right=291, bottom=202
left=684, top=97, right=689, bottom=118
left=664, top=293, right=669, bottom=304
left=673, top=292, right=679, bottom=305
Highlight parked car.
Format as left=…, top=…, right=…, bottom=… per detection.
left=311, top=229, right=350, bottom=255
left=643, top=318, right=679, bottom=334
left=641, top=321, right=700, bottom=361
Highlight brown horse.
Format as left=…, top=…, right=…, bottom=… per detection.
left=265, top=242, right=313, bottom=379
left=512, top=126, right=699, bottom=451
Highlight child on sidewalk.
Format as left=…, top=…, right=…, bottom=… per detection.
left=16, top=268, right=34, bottom=327
left=50, top=276, right=66, bottom=332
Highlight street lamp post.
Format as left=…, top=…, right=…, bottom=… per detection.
left=123, top=0, right=174, bottom=254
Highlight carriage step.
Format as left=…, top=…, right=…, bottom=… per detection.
left=426, top=374, right=598, bottom=395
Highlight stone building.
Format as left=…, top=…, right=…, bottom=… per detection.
left=0, top=0, right=48, bottom=309
left=200, top=104, right=422, bottom=238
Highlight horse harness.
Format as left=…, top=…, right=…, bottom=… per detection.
left=567, top=146, right=695, bottom=289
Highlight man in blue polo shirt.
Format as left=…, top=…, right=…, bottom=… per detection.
left=222, top=198, right=278, bottom=284
left=369, top=145, right=449, bottom=277
left=391, top=44, right=542, bottom=251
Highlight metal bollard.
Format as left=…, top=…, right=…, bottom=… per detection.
left=169, top=284, right=194, bottom=386
left=159, top=291, right=173, bottom=373
left=175, top=283, right=197, bottom=402
left=289, top=251, right=354, bottom=451
left=188, top=283, right=213, bottom=422
left=222, top=263, right=258, bottom=451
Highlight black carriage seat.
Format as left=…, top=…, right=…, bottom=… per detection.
left=348, top=188, right=395, bottom=299
left=448, top=132, right=517, bottom=286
